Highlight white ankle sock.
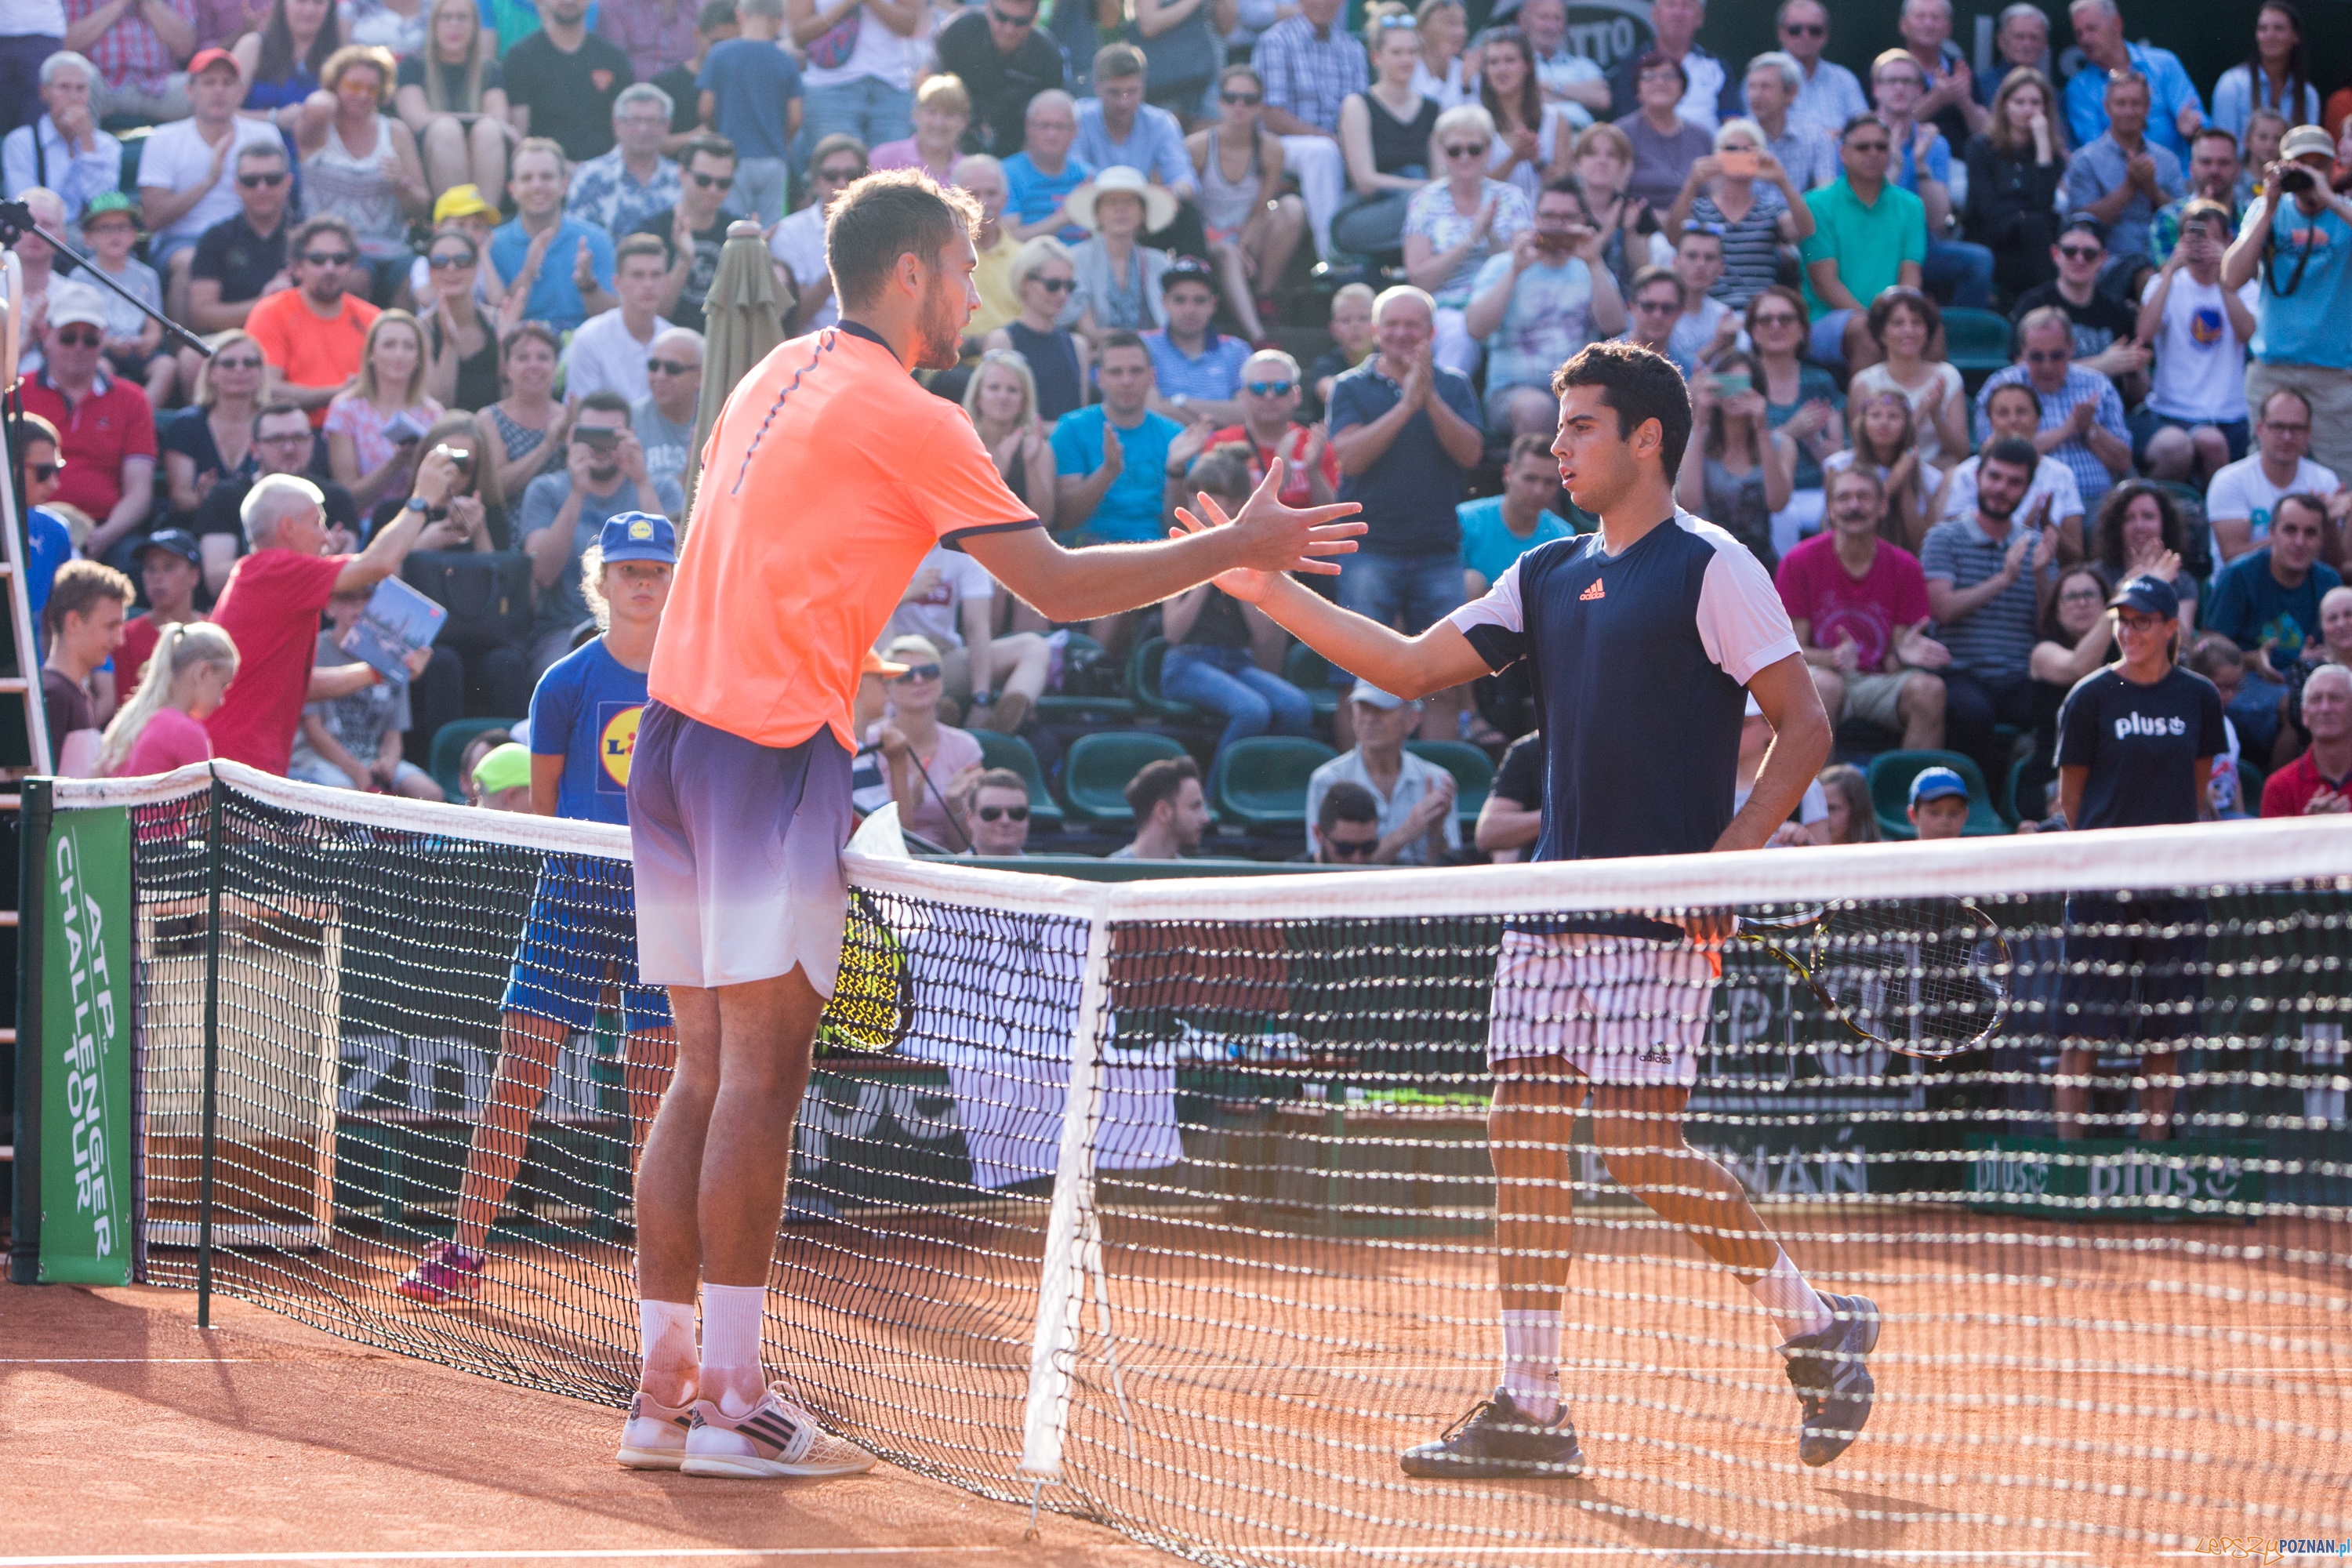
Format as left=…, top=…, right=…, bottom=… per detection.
left=638, top=1298, right=697, bottom=1405
left=1498, top=1309, right=1562, bottom=1421
left=1746, top=1250, right=1835, bottom=1343
left=699, top=1283, right=769, bottom=1416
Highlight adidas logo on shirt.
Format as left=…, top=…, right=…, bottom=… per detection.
left=2114, top=712, right=2188, bottom=739
left=1579, top=580, right=1606, bottom=601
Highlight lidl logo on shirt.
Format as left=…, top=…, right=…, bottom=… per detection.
left=2113, top=711, right=2189, bottom=740
left=2189, top=307, right=2224, bottom=348
left=599, top=701, right=644, bottom=793
left=1579, top=579, right=1606, bottom=601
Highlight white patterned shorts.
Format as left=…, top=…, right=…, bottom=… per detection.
left=1486, top=931, right=1720, bottom=1087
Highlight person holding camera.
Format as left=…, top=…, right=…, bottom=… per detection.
left=1462, top=176, right=1625, bottom=441
left=2222, top=123, right=2352, bottom=485
left=517, top=389, right=683, bottom=680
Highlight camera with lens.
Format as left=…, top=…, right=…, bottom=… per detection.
left=2278, top=164, right=2318, bottom=196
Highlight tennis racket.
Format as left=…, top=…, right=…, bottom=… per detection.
left=815, top=888, right=913, bottom=1055
left=1736, top=898, right=2010, bottom=1058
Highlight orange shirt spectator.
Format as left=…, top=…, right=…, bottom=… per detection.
left=245, top=216, right=382, bottom=426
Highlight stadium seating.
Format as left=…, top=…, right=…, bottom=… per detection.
left=427, top=717, right=520, bottom=802
left=1405, top=739, right=1494, bottom=831
left=1867, top=749, right=2008, bottom=840
left=1208, top=735, right=1337, bottom=833
left=1126, top=636, right=1203, bottom=721
left=1033, top=633, right=1138, bottom=726
left=1282, top=642, right=1341, bottom=719
left=975, top=730, right=1064, bottom=835
left=1940, top=307, right=2013, bottom=392
left=1062, top=731, right=1187, bottom=828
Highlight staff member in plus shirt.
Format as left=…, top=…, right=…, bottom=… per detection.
left=2051, top=572, right=2226, bottom=1146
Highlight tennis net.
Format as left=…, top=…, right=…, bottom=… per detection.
left=15, top=760, right=2351, bottom=1563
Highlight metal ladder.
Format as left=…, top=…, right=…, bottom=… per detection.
left=1, top=247, right=54, bottom=1171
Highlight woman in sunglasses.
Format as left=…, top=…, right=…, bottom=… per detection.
left=326, top=309, right=446, bottom=510
left=297, top=45, right=434, bottom=306
left=1333, top=5, right=1437, bottom=258
left=851, top=633, right=985, bottom=851
left=1186, top=63, right=1304, bottom=344
left=419, top=225, right=499, bottom=412
left=980, top=236, right=1091, bottom=421
left=162, top=328, right=266, bottom=525
left=1403, top=101, right=1531, bottom=375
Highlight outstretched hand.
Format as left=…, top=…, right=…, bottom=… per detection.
left=1168, top=458, right=1365, bottom=601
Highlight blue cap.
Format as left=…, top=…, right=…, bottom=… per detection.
left=2108, top=572, right=2180, bottom=620
left=1908, top=766, right=1969, bottom=807
left=598, top=510, right=677, bottom=565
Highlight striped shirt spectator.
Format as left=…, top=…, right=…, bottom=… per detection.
left=1973, top=310, right=2133, bottom=508
left=1250, top=9, right=1365, bottom=136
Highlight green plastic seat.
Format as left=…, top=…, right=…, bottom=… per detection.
left=1867, top=748, right=2008, bottom=840
left=974, top=730, right=1064, bottom=834
left=1282, top=641, right=1340, bottom=717
left=1405, top=739, right=1494, bottom=830
left=1062, top=731, right=1187, bottom=827
left=1033, top=631, right=1138, bottom=725
left=1940, top=307, right=2014, bottom=384
left=1126, top=635, right=1201, bottom=719
left=427, top=717, right=522, bottom=802
left=1209, top=735, right=1338, bottom=832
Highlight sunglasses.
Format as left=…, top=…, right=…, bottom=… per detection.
left=1752, top=310, right=1802, bottom=327
left=689, top=170, right=734, bottom=190
left=303, top=251, right=355, bottom=267
left=986, top=3, right=1035, bottom=24
left=815, top=164, right=863, bottom=183
left=26, top=461, right=60, bottom=481
left=53, top=326, right=102, bottom=347
left=1246, top=379, right=1294, bottom=397
left=258, top=429, right=313, bottom=444
left=1634, top=298, right=1679, bottom=312
left=890, top=662, right=943, bottom=683
left=213, top=354, right=266, bottom=371
left=975, top=803, right=1030, bottom=822
left=238, top=171, right=288, bottom=187
left=1028, top=275, right=1076, bottom=292
left=1221, top=90, right=1261, bottom=105
left=1847, top=140, right=1890, bottom=154
left=2056, top=243, right=2102, bottom=261
left=1323, top=835, right=1378, bottom=858
left=426, top=251, right=476, bottom=269
left=1781, top=20, right=1825, bottom=34
left=1443, top=141, right=1490, bottom=158
left=2024, top=349, right=2068, bottom=363
left=646, top=356, right=699, bottom=376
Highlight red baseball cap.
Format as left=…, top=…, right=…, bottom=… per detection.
left=188, top=47, right=238, bottom=78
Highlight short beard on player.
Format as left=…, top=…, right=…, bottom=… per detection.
left=913, top=272, right=966, bottom=371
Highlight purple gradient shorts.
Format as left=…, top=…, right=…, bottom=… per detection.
left=627, top=702, right=855, bottom=996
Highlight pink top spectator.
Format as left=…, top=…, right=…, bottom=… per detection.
left=1773, top=533, right=1932, bottom=674
left=123, top=707, right=215, bottom=777
left=869, top=137, right=956, bottom=184
left=323, top=392, right=447, bottom=481
left=597, top=0, right=699, bottom=83
left=66, top=0, right=198, bottom=94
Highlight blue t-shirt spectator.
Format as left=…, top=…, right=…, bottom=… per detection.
left=488, top=216, right=615, bottom=333
left=2063, top=42, right=2204, bottom=161
left=1074, top=99, right=1191, bottom=188
left=1004, top=151, right=1093, bottom=238
left=23, top=506, right=71, bottom=655
left=2249, top=201, right=2352, bottom=371
left=2205, top=548, right=2344, bottom=666
left=529, top=636, right=650, bottom=827
left=697, top=35, right=804, bottom=163
left=1144, top=329, right=1249, bottom=405
left=1895, top=127, right=1951, bottom=197
left=1051, top=404, right=1184, bottom=543
left=1458, top=494, right=1577, bottom=590
left=1327, top=358, right=1482, bottom=558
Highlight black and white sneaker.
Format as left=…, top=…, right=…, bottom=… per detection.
left=1780, top=1292, right=1881, bottom=1468
left=1398, top=1388, right=1585, bottom=1480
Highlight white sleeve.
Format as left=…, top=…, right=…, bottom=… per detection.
left=1798, top=779, right=1829, bottom=826
left=1940, top=459, right=1976, bottom=522
left=1446, top=554, right=1529, bottom=670
left=2315, top=463, right=2343, bottom=496
left=2204, top=465, right=2249, bottom=520
left=2046, top=459, right=2084, bottom=521
left=1696, top=535, right=1802, bottom=684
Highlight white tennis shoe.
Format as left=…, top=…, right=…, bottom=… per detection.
left=616, top=1389, right=696, bottom=1470
left=679, top=1386, right=878, bottom=1479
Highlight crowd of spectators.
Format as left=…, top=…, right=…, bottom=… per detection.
left=16, top=0, right=2352, bottom=849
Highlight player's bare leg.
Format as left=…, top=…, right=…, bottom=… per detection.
left=622, top=1025, right=679, bottom=1175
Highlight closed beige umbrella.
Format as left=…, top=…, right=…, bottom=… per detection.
left=683, top=219, right=791, bottom=525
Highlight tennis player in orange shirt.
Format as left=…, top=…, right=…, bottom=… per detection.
left=616, top=169, right=1365, bottom=1479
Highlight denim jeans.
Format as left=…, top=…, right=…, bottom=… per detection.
left=1922, top=237, right=1995, bottom=310
left=1163, top=644, right=1316, bottom=755
left=799, top=77, right=913, bottom=172
left=1334, top=550, right=1466, bottom=687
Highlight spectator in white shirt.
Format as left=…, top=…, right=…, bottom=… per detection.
left=1, top=50, right=121, bottom=230
left=2135, top=198, right=2252, bottom=488
left=2205, top=387, right=2343, bottom=564
left=1761, top=0, right=1864, bottom=148
left=1516, top=0, right=1605, bottom=119
left=561, top=234, right=673, bottom=405
left=1933, top=379, right=2088, bottom=555
left=1303, top=681, right=1460, bottom=866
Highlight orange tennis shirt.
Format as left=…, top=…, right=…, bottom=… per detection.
left=650, top=323, right=1039, bottom=750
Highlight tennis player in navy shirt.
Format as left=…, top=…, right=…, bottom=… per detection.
left=1174, top=339, right=1880, bottom=1479
left=2052, top=572, right=2225, bottom=1146
left=398, top=511, right=681, bottom=1308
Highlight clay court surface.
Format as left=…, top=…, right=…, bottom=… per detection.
left=5, top=1205, right=2346, bottom=1566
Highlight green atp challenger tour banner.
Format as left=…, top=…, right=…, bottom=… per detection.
left=41, top=804, right=135, bottom=1284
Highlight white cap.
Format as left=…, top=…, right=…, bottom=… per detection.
left=46, top=280, right=107, bottom=332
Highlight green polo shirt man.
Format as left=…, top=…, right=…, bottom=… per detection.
left=1799, top=114, right=1927, bottom=372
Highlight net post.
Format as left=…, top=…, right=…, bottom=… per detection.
left=1015, top=887, right=1115, bottom=1491
left=9, top=778, right=52, bottom=1286
left=194, top=773, right=226, bottom=1330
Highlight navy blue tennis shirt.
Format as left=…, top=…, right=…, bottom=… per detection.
left=1450, top=510, right=1801, bottom=863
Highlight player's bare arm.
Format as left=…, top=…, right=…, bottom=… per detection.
left=1717, top=652, right=1831, bottom=854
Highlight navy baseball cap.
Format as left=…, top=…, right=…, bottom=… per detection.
left=598, top=510, right=677, bottom=565
left=1908, top=766, right=1969, bottom=807
left=139, top=528, right=202, bottom=565
left=2108, top=573, right=2180, bottom=619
